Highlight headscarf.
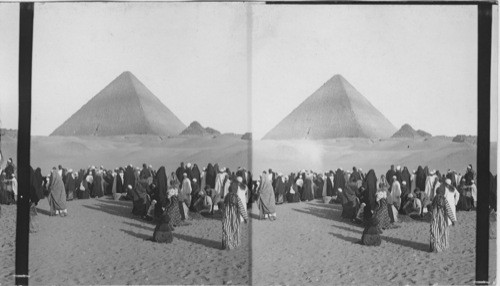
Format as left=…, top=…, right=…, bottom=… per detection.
left=431, top=183, right=447, bottom=209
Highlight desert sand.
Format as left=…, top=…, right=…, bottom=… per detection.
left=0, top=196, right=496, bottom=285
left=1, top=197, right=250, bottom=285
left=251, top=200, right=497, bottom=285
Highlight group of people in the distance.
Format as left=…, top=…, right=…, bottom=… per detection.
left=25, top=161, right=253, bottom=250
left=256, top=164, right=496, bottom=253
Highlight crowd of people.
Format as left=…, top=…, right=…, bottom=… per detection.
left=22, top=161, right=253, bottom=250
left=0, top=157, right=497, bottom=253
left=251, top=164, right=496, bottom=252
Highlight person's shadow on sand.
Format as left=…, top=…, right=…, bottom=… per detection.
left=36, top=208, right=52, bottom=216
left=331, top=224, right=429, bottom=251
left=121, top=224, right=222, bottom=250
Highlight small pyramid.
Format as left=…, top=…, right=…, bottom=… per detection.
left=392, top=124, right=421, bottom=138
left=263, top=75, right=396, bottom=140
left=51, top=71, right=186, bottom=136
left=179, top=121, right=220, bottom=136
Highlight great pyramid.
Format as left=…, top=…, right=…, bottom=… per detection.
left=51, top=71, right=186, bottom=136
left=263, top=74, right=396, bottom=140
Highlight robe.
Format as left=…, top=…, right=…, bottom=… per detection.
left=363, top=170, right=378, bottom=211
left=48, top=171, right=67, bottom=213
left=65, top=174, right=76, bottom=201
left=274, top=176, right=286, bottom=204
left=206, top=164, right=216, bottom=188
left=257, top=175, right=276, bottom=218
left=301, top=174, right=314, bottom=202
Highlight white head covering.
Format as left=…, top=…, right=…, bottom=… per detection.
left=296, top=179, right=304, bottom=187
left=236, top=176, right=243, bottom=183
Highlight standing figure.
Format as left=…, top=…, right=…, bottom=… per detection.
left=48, top=167, right=68, bottom=217
left=257, top=173, right=277, bottom=220
left=222, top=181, right=248, bottom=250
left=429, top=185, right=457, bottom=252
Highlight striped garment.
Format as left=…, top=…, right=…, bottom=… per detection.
left=222, top=194, right=248, bottom=250
left=430, top=197, right=456, bottom=253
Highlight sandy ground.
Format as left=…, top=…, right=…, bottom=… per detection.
left=250, top=200, right=497, bottom=286
left=1, top=197, right=250, bottom=285
left=0, top=197, right=496, bottom=285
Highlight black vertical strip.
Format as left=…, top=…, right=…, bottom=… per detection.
left=476, top=3, right=492, bottom=285
left=16, top=2, right=34, bottom=286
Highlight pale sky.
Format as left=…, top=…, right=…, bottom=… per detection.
left=2, top=2, right=250, bottom=135
left=0, top=3, right=497, bottom=140
left=252, top=4, right=491, bottom=139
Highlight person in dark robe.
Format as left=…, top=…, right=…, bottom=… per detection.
left=154, top=166, right=168, bottom=219
left=325, top=171, right=335, bottom=197
left=123, top=166, right=136, bottom=200
left=464, top=164, right=476, bottom=186
left=0, top=171, right=14, bottom=205
left=386, top=165, right=396, bottom=187
left=115, top=168, right=125, bottom=194
left=131, top=179, right=149, bottom=217
left=79, top=174, right=92, bottom=199
left=314, top=174, right=324, bottom=199
left=416, top=166, right=427, bottom=193
left=29, top=166, right=44, bottom=233
left=92, top=171, right=104, bottom=198
left=456, top=178, right=473, bottom=211
left=334, top=168, right=346, bottom=193
left=192, top=164, right=201, bottom=185
left=176, top=162, right=186, bottom=184
left=361, top=217, right=382, bottom=246
left=286, top=177, right=301, bottom=203
left=274, top=174, right=286, bottom=204
left=401, top=167, right=411, bottom=190
left=363, top=169, right=378, bottom=211
left=446, top=170, right=457, bottom=188
left=340, top=182, right=360, bottom=221
left=5, top=158, right=15, bottom=179
left=205, top=163, right=216, bottom=189
left=350, top=167, right=362, bottom=182
left=301, top=173, right=314, bottom=202
left=190, top=178, right=201, bottom=211
left=65, top=171, right=76, bottom=201
left=399, top=181, right=412, bottom=214
left=140, top=163, right=152, bottom=180
left=152, top=210, right=174, bottom=243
